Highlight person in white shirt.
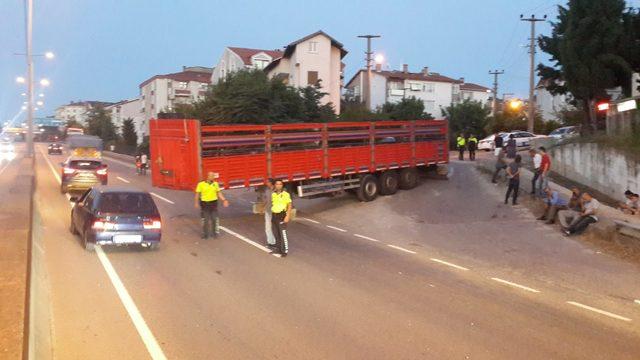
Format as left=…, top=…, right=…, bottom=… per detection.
left=564, top=192, right=600, bottom=236
left=529, top=148, right=542, bottom=195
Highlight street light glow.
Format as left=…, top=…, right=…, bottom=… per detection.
left=16, top=76, right=26, bottom=84
left=38, top=93, right=44, bottom=97
left=21, top=93, right=27, bottom=96
left=21, top=106, right=27, bottom=110
left=509, top=99, right=523, bottom=109
left=40, top=78, right=50, bottom=87
left=374, top=54, right=384, bottom=64
left=44, top=51, right=55, bottom=59
left=36, top=100, right=44, bottom=106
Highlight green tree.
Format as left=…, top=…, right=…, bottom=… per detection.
left=379, top=97, right=434, bottom=120
left=64, top=119, right=83, bottom=130
left=86, top=105, right=118, bottom=142
left=121, top=118, right=137, bottom=147
left=443, top=99, right=490, bottom=143
left=537, top=0, right=639, bottom=133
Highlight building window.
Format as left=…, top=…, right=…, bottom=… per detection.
left=254, top=59, right=270, bottom=69
left=200, top=83, right=208, bottom=90
left=307, top=71, right=319, bottom=86
left=308, top=41, right=318, bottom=53
left=409, top=82, right=422, bottom=91
left=167, top=81, right=172, bottom=88
left=150, top=90, right=154, bottom=95
left=178, top=82, right=187, bottom=89
left=423, top=83, right=435, bottom=93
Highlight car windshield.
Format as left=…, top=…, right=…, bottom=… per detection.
left=69, top=160, right=103, bottom=170
left=550, top=129, right=565, bottom=135
left=98, top=192, right=157, bottom=214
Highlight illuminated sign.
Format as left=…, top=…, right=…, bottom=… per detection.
left=616, top=99, right=637, bottom=112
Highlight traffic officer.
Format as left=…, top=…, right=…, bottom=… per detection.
left=456, top=134, right=466, bottom=161
left=194, top=171, right=229, bottom=239
left=467, top=134, right=478, bottom=161
left=271, top=179, right=292, bottom=256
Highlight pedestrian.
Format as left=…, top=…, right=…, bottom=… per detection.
left=537, top=186, right=568, bottom=224
left=529, top=148, right=542, bottom=195
left=140, top=153, right=148, bottom=175
left=558, top=187, right=583, bottom=228
left=506, top=134, right=517, bottom=159
left=194, top=171, right=229, bottom=239
left=618, top=190, right=639, bottom=215
left=456, top=134, right=466, bottom=161
left=467, top=134, right=478, bottom=161
left=563, top=192, right=600, bottom=236
left=504, top=154, right=522, bottom=205
left=493, top=133, right=504, bottom=156
left=135, top=154, right=141, bottom=174
left=271, top=179, right=292, bottom=256
left=538, top=147, right=551, bottom=195
left=491, top=147, right=507, bottom=183
left=263, top=178, right=276, bottom=248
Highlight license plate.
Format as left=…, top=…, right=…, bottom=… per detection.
left=113, top=235, right=142, bottom=244
left=522, top=142, right=529, bottom=146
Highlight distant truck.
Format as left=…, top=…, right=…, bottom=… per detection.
left=149, top=119, right=448, bottom=202
left=60, top=134, right=107, bottom=193
left=66, top=134, right=103, bottom=156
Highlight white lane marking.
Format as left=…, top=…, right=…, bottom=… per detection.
left=39, top=147, right=61, bottom=183
left=325, top=225, right=347, bottom=232
left=39, top=145, right=168, bottom=359
left=353, top=234, right=380, bottom=242
left=566, top=301, right=632, bottom=322
left=117, top=176, right=131, bottom=184
left=95, top=247, right=168, bottom=359
left=150, top=192, right=175, bottom=204
left=219, top=226, right=281, bottom=257
left=490, top=277, right=541, bottom=293
left=387, top=244, right=417, bottom=254
left=299, top=217, right=320, bottom=224
left=430, top=258, right=469, bottom=271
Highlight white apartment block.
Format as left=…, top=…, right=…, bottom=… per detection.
left=105, top=98, right=145, bottom=143
left=55, top=101, right=114, bottom=126
left=211, top=31, right=347, bottom=114
left=345, top=65, right=491, bottom=118
left=139, top=66, right=213, bottom=125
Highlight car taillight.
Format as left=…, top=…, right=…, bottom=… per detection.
left=92, top=220, right=116, bottom=231
left=63, top=167, right=75, bottom=174
left=143, top=219, right=161, bottom=230
left=96, top=168, right=107, bottom=176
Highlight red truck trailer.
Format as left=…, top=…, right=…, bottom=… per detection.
left=149, top=119, right=448, bottom=201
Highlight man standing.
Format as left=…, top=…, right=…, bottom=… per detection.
left=537, top=186, right=568, bottom=224
left=467, top=134, right=478, bottom=161
left=492, top=147, right=507, bottom=183
left=505, top=154, right=522, bottom=205
left=140, top=153, right=148, bottom=175
left=271, top=179, right=292, bottom=256
left=538, top=147, right=551, bottom=195
left=558, top=188, right=583, bottom=228
left=529, top=148, right=542, bottom=194
left=506, top=134, right=517, bottom=159
left=194, top=172, right=229, bottom=239
left=456, top=134, right=466, bottom=161
left=493, top=133, right=504, bottom=156
left=564, top=193, right=600, bottom=236
left=263, top=179, right=276, bottom=248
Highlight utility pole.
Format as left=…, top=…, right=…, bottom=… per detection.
left=25, top=0, right=34, bottom=157
left=357, top=35, right=380, bottom=111
left=488, top=70, right=504, bottom=117
left=520, top=14, right=546, bottom=133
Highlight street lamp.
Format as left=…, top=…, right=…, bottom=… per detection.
left=38, top=93, right=44, bottom=97
left=44, top=51, right=55, bottom=59
left=36, top=100, right=43, bottom=106
left=16, top=76, right=26, bottom=84
left=374, top=54, right=384, bottom=64
left=509, top=99, right=523, bottom=110
left=39, top=78, right=50, bottom=87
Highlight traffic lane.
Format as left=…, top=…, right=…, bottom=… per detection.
left=33, top=146, right=152, bottom=359
left=298, top=161, right=640, bottom=310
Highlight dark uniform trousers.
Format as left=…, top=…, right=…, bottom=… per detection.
left=271, top=211, right=289, bottom=254
left=200, top=200, right=219, bottom=237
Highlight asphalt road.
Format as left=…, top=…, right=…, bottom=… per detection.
left=30, top=143, right=640, bottom=359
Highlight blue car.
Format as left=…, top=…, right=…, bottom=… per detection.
left=69, top=186, right=162, bottom=251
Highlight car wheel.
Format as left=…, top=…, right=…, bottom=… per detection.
left=83, top=231, right=95, bottom=252
left=69, top=216, right=78, bottom=235
left=356, top=174, right=379, bottom=202
left=60, top=184, right=67, bottom=194
left=149, top=243, right=160, bottom=251
left=399, top=168, right=418, bottom=190
left=379, top=170, right=399, bottom=195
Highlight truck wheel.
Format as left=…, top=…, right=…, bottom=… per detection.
left=399, top=168, right=418, bottom=190
left=379, top=171, right=399, bottom=195
left=69, top=216, right=78, bottom=235
left=83, top=231, right=95, bottom=252
left=357, top=174, right=379, bottom=202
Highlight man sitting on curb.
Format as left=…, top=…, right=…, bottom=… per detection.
left=558, top=188, right=582, bottom=228
left=618, top=190, right=639, bottom=215
left=563, top=192, right=600, bottom=236
left=537, top=186, right=568, bottom=224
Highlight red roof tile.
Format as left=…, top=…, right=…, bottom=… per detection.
left=228, top=47, right=284, bottom=66
left=139, top=70, right=212, bottom=88
left=459, top=82, right=491, bottom=92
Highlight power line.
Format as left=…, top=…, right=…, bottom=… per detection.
left=489, top=70, right=505, bottom=117
left=520, top=14, right=547, bottom=133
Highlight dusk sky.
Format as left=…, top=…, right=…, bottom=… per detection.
left=1, top=0, right=638, bottom=124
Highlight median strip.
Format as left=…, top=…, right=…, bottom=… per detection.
left=490, top=277, right=540, bottom=293
left=387, top=244, right=417, bottom=254
left=429, top=258, right=469, bottom=271
left=566, top=301, right=632, bottom=322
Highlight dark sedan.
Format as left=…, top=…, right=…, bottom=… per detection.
left=48, top=142, right=63, bottom=154
left=69, top=186, right=162, bottom=251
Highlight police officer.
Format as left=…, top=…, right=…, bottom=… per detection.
left=456, top=134, right=466, bottom=161
left=467, top=134, right=478, bottom=161
left=194, top=171, right=229, bottom=239
left=271, top=179, right=292, bottom=256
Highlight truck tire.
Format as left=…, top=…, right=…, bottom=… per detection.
left=399, top=168, right=418, bottom=190
left=379, top=171, right=399, bottom=195
left=357, top=174, right=379, bottom=202
left=83, top=231, right=95, bottom=252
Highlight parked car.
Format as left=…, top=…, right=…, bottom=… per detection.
left=60, top=157, right=108, bottom=193
left=499, top=131, right=547, bottom=149
left=48, top=142, right=63, bottom=155
left=548, top=126, right=579, bottom=140
left=478, top=133, right=505, bottom=151
left=69, top=186, right=162, bottom=251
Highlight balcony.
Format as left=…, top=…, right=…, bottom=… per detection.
left=388, top=89, right=405, bottom=97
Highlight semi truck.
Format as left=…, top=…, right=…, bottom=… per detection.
left=149, top=119, right=448, bottom=202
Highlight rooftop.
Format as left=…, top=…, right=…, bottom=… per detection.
left=139, top=68, right=213, bottom=88
left=227, top=47, right=284, bottom=66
